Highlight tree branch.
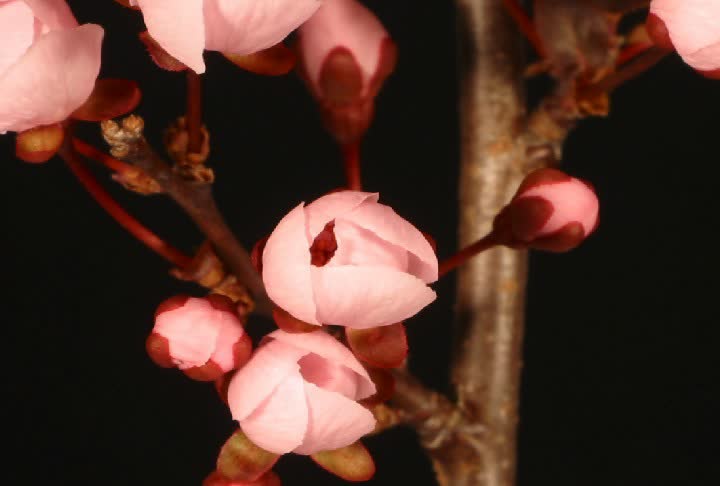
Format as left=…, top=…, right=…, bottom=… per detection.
left=100, top=116, right=272, bottom=316
left=448, top=1, right=530, bottom=485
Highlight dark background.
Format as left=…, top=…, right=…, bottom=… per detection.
left=2, top=1, right=718, bottom=485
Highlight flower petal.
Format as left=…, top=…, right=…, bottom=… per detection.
left=209, top=311, right=246, bottom=372
left=0, top=24, right=103, bottom=133
left=203, top=0, right=320, bottom=56
left=135, top=0, right=205, bottom=73
left=268, top=330, right=375, bottom=400
left=298, top=353, right=359, bottom=399
left=298, top=0, right=387, bottom=91
left=341, top=200, right=438, bottom=283
left=227, top=339, right=308, bottom=421
left=24, top=0, right=77, bottom=30
left=0, top=1, right=36, bottom=75
left=519, top=179, right=599, bottom=236
left=262, top=203, right=319, bottom=325
left=312, top=266, right=436, bottom=330
left=240, top=370, right=309, bottom=455
left=292, top=382, right=375, bottom=455
left=651, top=0, right=720, bottom=70
left=330, top=219, right=409, bottom=272
left=304, top=191, right=378, bottom=240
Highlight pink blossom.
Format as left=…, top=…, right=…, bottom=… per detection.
left=227, top=330, right=376, bottom=455
left=148, top=295, right=251, bottom=379
left=494, top=169, right=599, bottom=252
left=296, top=0, right=397, bottom=143
left=262, top=191, right=438, bottom=329
left=649, top=0, right=720, bottom=74
left=0, top=0, right=103, bottom=133
left=132, top=0, right=320, bottom=73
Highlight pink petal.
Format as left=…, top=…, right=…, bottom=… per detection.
left=153, top=298, right=222, bottom=369
left=312, top=266, right=437, bottom=330
left=135, top=0, right=206, bottom=73
left=298, top=0, right=388, bottom=94
left=0, top=1, right=36, bottom=75
left=518, top=179, right=599, bottom=236
left=227, top=339, right=308, bottom=421
left=0, top=24, right=103, bottom=133
left=342, top=200, right=438, bottom=283
left=298, top=353, right=359, bottom=399
left=262, top=204, right=319, bottom=325
left=209, top=311, right=246, bottom=372
left=24, top=0, right=77, bottom=31
left=203, top=0, right=320, bottom=56
left=292, top=382, right=375, bottom=455
left=330, top=219, right=409, bottom=272
left=651, top=0, right=720, bottom=70
left=240, top=370, right=309, bottom=454
left=304, top=191, right=378, bottom=240
left=268, top=330, right=375, bottom=400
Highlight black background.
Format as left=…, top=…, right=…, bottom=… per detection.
left=2, top=1, right=719, bottom=485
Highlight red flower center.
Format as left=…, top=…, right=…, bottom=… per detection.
left=310, top=221, right=338, bottom=266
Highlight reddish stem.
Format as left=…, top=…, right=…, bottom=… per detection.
left=186, top=71, right=204, bottom=154
left=59, top=141, right=193, bottom=269
left=616, top=42, right=654, bottom=66
left=343, top=142, right=362, bottom=191
left=583, top=45, right=669, bottom=96
left=502, top=0, right=546, bottom=57
left=438, top=233, right=500, bottom=278
left=72, top=138, right=136, bottom=175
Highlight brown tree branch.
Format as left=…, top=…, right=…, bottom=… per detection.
left=100, top=115, right=272, bottom=316
left=448, top=1, right=530, bottom=485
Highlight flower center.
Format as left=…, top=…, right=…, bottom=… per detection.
left=309, top=221, right=337, bottom=266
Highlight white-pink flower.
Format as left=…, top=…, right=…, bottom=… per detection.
left=493, top=169, right=599, bottom=252
left=148, top=295, right=252, bottom=381
left=649, top=0, right=720, bottom=74
left=132, top=0, right=321, bottom=73
left=297, top=0, right=395, bottom=100
left=227, top=330, right=376, bottom=455
left=262, top=191, right=438, bottom=330
left=0, top=0, right=104, bottom=133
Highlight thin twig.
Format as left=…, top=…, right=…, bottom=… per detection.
left=59, top=138, right=192, bottom=269
left=438, top=234, right=500, bottom=278
left=186, top=71, right=204, bottom=154
left=342, top=142, right=362, bottom=191
left=101, top=116, right=272, bottom=316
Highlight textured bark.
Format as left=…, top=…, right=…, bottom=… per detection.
left=448, top=1, right=529, bottom=485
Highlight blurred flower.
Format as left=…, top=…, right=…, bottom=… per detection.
left=262, top=191, right=438, bottom=329
left=648, top=0, right=720, bottom=77
left=227, top=330, right=376, bottom=455
left=0, top=0, right=103, bottom=133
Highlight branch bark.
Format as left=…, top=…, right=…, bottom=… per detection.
left=100, top=116, right=272, bottom=316
left=447, top=1, right=530, bottom=485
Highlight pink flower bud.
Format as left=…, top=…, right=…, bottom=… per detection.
left=296, top=0, right=397, bottom=143
left=132, top=0, right=320, bottom=74
left=147, top=295, right=252, bottom=381
left=0, top=0, right=103, bottom=133
left=227, top=330, right=376, bottom=455
left=262, top=191, right=438, bottom=329
left=648, top=0, right=720, bottom=78
left=493, top=169, right=599, bottom=252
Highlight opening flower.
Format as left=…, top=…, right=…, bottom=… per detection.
left=0, top=0, right=103, bottom=133
left=227, top=330, right=376, bottom=455
left=262, top=191, right=438, bottom=329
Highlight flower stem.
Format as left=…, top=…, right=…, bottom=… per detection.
left=59, top=139, right=192, bottom=269
left=583, top=45, right=669, bottom=96
left=438, top=233, right=500, bottom=278
left=72, top=138, right=136, bottom=175
left=343, top=142, right=362, bottom=191
left=186, top=70, right=204, bottom=154
left=502, top=0, right=546, bottom=57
